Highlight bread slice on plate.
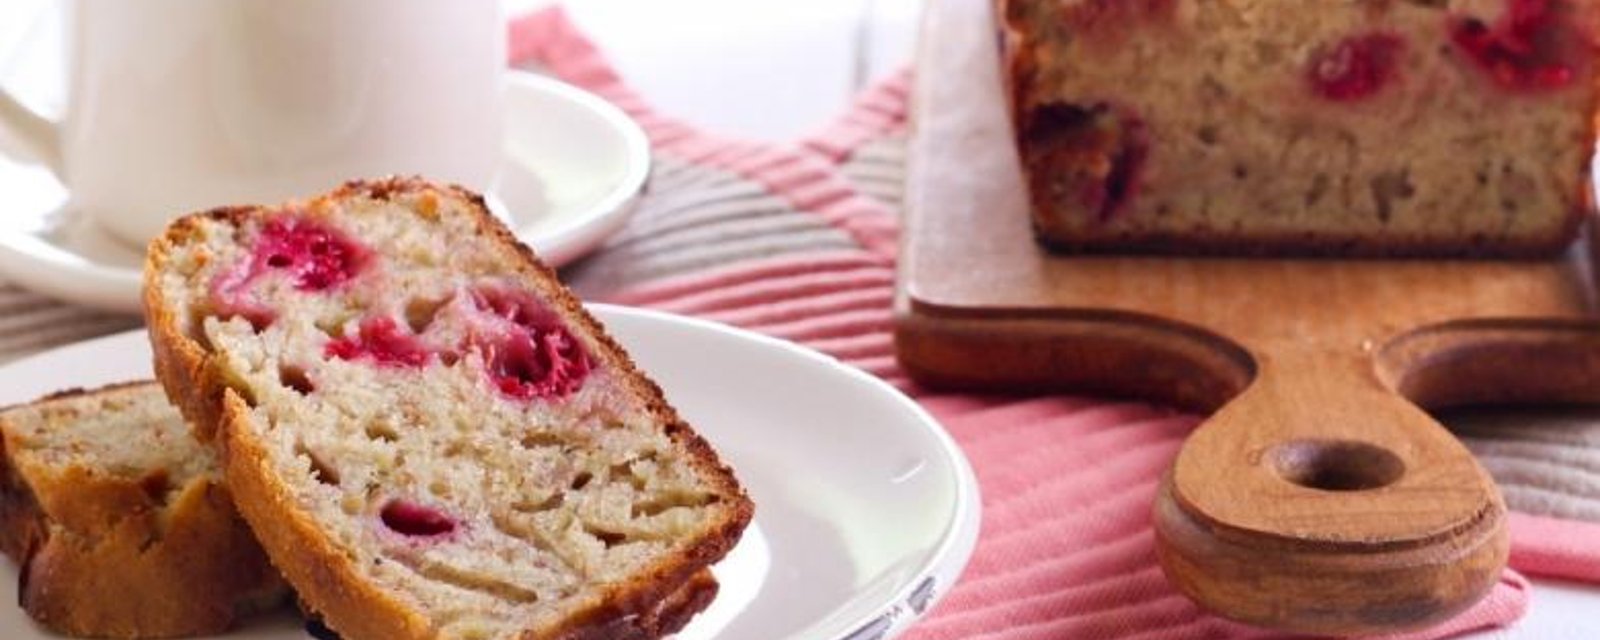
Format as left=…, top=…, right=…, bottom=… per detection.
left=0, top=381, right=287, bottom=639
left=143, top=177, right=753, bottom=640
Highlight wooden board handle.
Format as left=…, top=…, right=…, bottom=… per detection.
left=1155, top=340, right=1507, bottom=635
left=1380, top=318, right=1600, bottom=407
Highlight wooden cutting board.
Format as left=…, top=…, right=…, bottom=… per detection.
left=895, top=0, right=1600, bottom=635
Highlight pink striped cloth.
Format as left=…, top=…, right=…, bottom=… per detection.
left=510, top=8, right=1600, bottom=639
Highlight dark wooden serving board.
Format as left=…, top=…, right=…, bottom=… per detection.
left=894, top=0, right=1600, bottom=634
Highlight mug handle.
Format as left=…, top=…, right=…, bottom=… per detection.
left=0, top=87, right=61, bottom=176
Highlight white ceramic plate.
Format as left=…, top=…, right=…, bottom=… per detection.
left=0, top=305, right=981, bottom=640
left=0, top=70, right=648, bottom=313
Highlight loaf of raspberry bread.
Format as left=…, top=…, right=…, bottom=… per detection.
left=999, top=0, right=1600, bottom=256
left=143, top=178, right=752, bottom=640
left=0, top=382, right=287, bottom=638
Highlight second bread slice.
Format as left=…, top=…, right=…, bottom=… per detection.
left=0, top=382, right=286, bottom=638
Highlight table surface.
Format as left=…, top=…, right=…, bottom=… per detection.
left=0, top=2, right=1595, bottom=638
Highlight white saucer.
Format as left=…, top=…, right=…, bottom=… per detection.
left=0, top=70, right=649, bottom=314
left=0, top=304, right=982, bottom=640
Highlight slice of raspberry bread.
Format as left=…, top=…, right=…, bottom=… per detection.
left=143, top=178, right=752, bottom=640
left=999, top=0, right=1600, bottom=256
left=0, top=381, right=287, bottom=638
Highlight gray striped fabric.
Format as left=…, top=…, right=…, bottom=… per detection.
left=0, top=134, right=1597, bottom=525
left=1446, top=408, right=1600, bottom=523
left=0, top=286, right=138, bottom=364
left=562, top=155, right=859, bottom=297
left=836, top=135, right=908, bottom=208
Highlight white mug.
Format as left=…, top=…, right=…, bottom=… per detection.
left=0, top=0, right=505, bottom=248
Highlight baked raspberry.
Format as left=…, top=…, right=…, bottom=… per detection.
left=209, top=217, right=368, bottom=328
left=468, top=285, right=591, bottom=400
left=325, top=317, right=432, bottom=368
left=1063, top=0, right=1176, bottom=33
left=1308, top=33, right=1404, bottom=101
left=1023, top=103, right=1149, bottom=221
left=379, top=500, right=456, bottom=537
left=1450, top=0, right=1588, bottom=91
left=1099, top=112, right=1149, bottom=221
left=471, top=285, right=563, bottom=330
left=481, top=327, right=590, bottom=400
left=251, top=217, right=368, bottom=291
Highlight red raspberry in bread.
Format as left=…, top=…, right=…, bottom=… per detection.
left=325, top=317, right=433, bottom=369
left=1307, top=33, right=1405, bottom=102
left=1449, top=0, right=1590, bottom=91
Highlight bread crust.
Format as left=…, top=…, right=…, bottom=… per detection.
left=144, top=206, right=257, bottom=445
left=552, top=569, right=718, bottom=640
left=144, top=177, right=752, bottom=640
left=0, top=382, right=286, bottom=639
left=1028, top=217, right=1586, bottom=259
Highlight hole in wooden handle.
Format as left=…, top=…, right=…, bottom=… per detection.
left=1270, top=439, right=1404, bottom=492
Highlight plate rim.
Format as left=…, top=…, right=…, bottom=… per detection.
left=501, top=71, right=651, bottom=267
left=0, top=304, right=982, bottom=640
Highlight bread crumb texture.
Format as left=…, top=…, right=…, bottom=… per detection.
left=152, top=181, right=748, bottom=639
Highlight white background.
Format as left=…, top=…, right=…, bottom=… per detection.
left=1, top=0, right=920, bottom=143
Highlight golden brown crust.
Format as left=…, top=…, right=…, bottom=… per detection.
left=642, top=568, right=718, bottom=638
left=0, top=432, right=46, bottom=586
left=0, top=382, right=287, bottom=639
left=144, top=176, right=753, bottom=640
left=550, top=569, right=719, bottom=640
